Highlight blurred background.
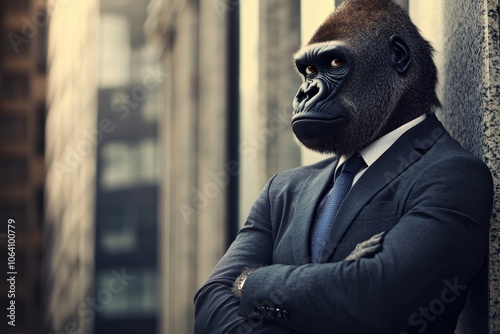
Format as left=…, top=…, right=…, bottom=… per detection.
left=1, top=0, right=500, bottom=333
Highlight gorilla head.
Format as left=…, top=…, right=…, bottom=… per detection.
left=291, top=0, right=441, bottom=156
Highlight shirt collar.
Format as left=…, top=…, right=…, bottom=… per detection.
left=336, top=114, right=427, bottom=171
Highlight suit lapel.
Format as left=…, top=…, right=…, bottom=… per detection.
left=319, top=114, right=446, bottom=262
left=291, top=157, right=338, bottom=265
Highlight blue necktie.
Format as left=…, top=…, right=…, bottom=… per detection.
left=310, top=154, right=367, bottom=263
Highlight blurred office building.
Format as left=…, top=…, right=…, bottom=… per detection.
left=44, top=0, right=160, bottom=333
left=43, top=1, right=99, bottom=334
left=0, top=0, right=47, bottom=333
left=94, top=1, right=160, bottom=332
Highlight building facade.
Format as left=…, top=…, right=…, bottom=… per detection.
left=43, top=1, right=99, bottom=333
left=93, top=1, right=161, bottom=332
left=44, top=0, right=161, bottom=333
left=0, top=1, right=47, bottom=333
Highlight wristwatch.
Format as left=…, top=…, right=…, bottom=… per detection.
left=238, top=270, right=251, bottom=291
left=236, top=270, right=252, bottom=296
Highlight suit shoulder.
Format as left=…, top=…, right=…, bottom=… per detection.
left=431, top=132, right=490, bottom=169
left=421, top=132, right=492, bottom=185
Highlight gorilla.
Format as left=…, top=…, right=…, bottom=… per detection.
left=291, top=0, right=440, bottom=156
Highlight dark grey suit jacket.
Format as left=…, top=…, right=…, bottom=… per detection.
left=194, top=115, right=493, bottom=334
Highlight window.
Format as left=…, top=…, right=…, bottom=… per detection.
left=5, top=0, right=30, bottom=13
left=3, top=30, right=30, bottom=57
left=37, top=21, right=48, bottom=74
left=0, top=114, right=27, bottom=143
left=99, top=14, right=131, bottom=88
left=36, top=187, right=44, bottom=228
left=98, top=204, right=156, bottom=255
left=100, top=139, right=158, bottom=190
left=0, top=203, right=26, bottom=229
left=0, top=159, right=27, bottom=186
left=35, top=104, right=46, bottom=155
left=100, top=226, right=136, bottom=253
left=97, top=268, right=157, bottom=318
left=141, top=88, right=160, bottom=122
left=2, top=73, right=29, bottom=100
left=99, top=209, right=137, bottom=254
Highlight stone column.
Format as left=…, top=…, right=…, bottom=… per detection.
left=146, top=0, right=235, bottom=332
left=240, top=0, right=302, bottom=222
left=161, top=3, right=200, bottom=333
left=258, top=0, right=302, bottom=181
left=411, top=0, right=500, bottom=332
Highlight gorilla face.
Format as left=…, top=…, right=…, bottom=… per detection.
left=291, top=39, right=406, bottom=156
left=292, top=42, right=352, bottom=145
left=290, top=0, right=440, bottom=157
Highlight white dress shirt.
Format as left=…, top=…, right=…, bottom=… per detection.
left=336, top=114, right=427, bottom=186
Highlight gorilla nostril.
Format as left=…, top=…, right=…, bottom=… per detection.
left=294, top=83, right=322, bottom=113
left=305, top=86, right=320, bottom=99
left=296, top=90, right=307, bottom=103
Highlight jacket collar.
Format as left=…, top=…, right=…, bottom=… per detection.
left=291, top=114, right=446, bottom=264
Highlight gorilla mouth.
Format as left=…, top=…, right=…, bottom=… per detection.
left=291, top=115, right=346, bottom=139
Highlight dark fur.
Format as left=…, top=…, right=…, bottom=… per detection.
left=295, top=0, right=441, bottom=156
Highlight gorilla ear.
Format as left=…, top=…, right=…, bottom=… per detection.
left=390, top=35, right=411, bottom=74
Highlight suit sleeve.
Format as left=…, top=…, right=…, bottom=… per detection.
left=238, top=155, right=493, bottom=333
left=194, top=175, right=302, bottom=334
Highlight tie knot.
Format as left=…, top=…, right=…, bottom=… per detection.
left=341, top=154, right=366, bottom=174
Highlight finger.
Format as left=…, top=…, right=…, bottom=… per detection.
left=345, top=244, right=383, bottom=260
left=357, top=232, right=385, bottom=249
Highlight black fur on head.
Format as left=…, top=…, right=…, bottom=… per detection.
left=292, top=0, right=441, bottom=156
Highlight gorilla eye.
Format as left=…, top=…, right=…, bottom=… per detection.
left=331, top=59, right=344, bottom=67
left=305, top=66, right=316, bottom=75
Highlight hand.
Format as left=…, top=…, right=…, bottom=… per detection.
left=344, top=232, right=386, bottom=260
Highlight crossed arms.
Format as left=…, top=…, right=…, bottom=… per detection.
left=194, top=154, right=493, bottom=334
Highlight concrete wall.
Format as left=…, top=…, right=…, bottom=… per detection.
left=411, top=0, right=500, bottom=332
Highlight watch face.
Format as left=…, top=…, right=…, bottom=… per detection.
left=238, top=277, right=246, bottom=291
left=238, top=271, right=251, bottom=291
